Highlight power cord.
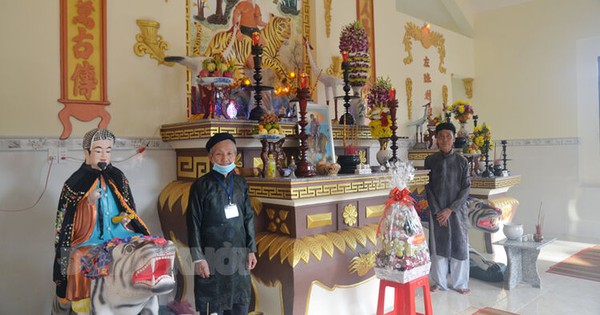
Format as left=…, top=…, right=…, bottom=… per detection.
left=0, top=144, right=147, bottom=212
left=0, top=156, right=54, bottom=212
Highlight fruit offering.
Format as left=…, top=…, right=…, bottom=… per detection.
left=198, top=54, right=235, bottom=78
left=254, top=112, right=283, bottom=135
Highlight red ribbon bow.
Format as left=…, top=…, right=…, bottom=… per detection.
left=385, top=187, right=414, bottom=207
left=377, top=187, right=415, bottom=236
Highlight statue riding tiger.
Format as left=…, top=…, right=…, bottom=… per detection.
left=52, top=236, right=176, bottom=315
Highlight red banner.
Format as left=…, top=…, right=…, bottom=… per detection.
left=58, top=0, right=110, bottom=139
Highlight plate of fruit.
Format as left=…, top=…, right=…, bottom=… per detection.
left=252, top=113, right=285, bottom=141
left=196, top=54, right=235, bottom=86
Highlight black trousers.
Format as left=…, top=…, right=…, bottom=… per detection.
left=198, top=303, right=248, bottom=315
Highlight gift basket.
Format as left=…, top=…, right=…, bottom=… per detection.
left=375, top=161, right=431, bottom=283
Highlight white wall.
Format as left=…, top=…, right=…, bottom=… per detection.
left=472, top=0, right=600, bottom=240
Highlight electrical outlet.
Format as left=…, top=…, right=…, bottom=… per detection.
left=58, top=147, right=67, bottom=162
left=48, top=147, right=57, bottom=163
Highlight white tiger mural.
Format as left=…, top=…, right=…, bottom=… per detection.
left=52, top=236, right=176, bottom=315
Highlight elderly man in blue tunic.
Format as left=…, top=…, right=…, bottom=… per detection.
left=425, top=122, right=471, bottom=294
left=187, top=133, right=257, bottom=315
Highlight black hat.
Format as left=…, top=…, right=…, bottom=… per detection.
left=435, top=122, right=456, bottom=135
left=206, top=133, right=236, bottom=152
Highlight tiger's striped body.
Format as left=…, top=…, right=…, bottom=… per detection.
left=204, top=14, right=292, bottom=82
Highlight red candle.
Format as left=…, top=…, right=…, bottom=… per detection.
left=389, top=87, right=396, bottom=100
left=342, top=51, right=348, bottom=63
left=300, top=72, right=308, bottom=89
left=252, top=32, right=260, bottom=45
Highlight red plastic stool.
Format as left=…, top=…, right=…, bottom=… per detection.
left=376, top=275, right=433, bottom=315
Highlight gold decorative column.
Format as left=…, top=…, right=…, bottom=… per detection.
left=463, top=78, right=474, bottom=99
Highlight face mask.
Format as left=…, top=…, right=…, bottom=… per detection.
left=213, top=162, right=236, bottom=175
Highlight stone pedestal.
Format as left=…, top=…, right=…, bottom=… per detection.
left=494, top=237, right=556, bottom=289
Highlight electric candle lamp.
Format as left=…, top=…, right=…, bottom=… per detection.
left=300, top=72, right=308, bottom=89
left=243, top=78, right=251, bottom=86
left=389, top=87, right=396, bottom=100
left=288, top=71, right=296, bottom=80
left=252, top=32, right=260, bottom=45
left=342, top=51, right=348, bottom=63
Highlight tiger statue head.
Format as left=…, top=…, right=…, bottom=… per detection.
left=467, top=197, right=502, bottom=233
left=87, top=236, right=176, bottom=314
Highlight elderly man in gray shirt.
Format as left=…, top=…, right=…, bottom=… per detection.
left=425, top=122, right=471, bottom=294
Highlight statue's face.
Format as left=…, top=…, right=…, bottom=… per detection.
left=84, top=139, right=113, bottom=170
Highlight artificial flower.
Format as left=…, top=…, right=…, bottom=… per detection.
left=366, top=76, right=393, bottom=139
left=447, top=100, right=475, bottom=123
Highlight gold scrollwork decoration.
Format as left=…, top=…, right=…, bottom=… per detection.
left=134, top=19, right=174, bottom=66
left=463, top=78, right=474, bottom=99
left=406, top=78, right=413, bottom=119
left=324, top=0, right=332, bottom=38
left=442, top=84, right=448, bottom=106
left=402, top=22, right=446, bottom=74
left=342, top=204, right=358, bottom=227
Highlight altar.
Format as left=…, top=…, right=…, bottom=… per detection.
left=158, top=119, right=425, bottom=315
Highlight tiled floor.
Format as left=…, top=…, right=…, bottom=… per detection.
left=414, top=235, right=600, bottom=315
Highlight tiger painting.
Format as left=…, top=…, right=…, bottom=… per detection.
left=52, top=236, right=176, bottom=315
left=203, top=13, right=292, bottom=82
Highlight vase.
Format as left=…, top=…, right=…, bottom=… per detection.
left=454, top=121, right=468, bottom=148
left=376, top=137, right=392, bottom=171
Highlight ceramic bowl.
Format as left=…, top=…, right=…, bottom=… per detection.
left=503, top=223, right=524, bottom=240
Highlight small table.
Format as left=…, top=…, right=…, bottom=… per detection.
left=493, top=237, right=556, bottom=289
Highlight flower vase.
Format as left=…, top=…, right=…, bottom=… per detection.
left=376, top=137, right=392, bottom=171
left=454, top=121, right=468, bottom=148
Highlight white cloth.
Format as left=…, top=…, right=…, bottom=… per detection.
left=429, top=254, right=470, bottom=290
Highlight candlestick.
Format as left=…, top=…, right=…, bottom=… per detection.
left=295, top=86, right=315, bottom=177
left=248, top=41, right=265, bottom=120
left=389, top=95, right=399, bottom=163
left=473, top=115, right=478, bottom=127
left=481, top=139, right=494, bottom=178
left=339, top=58, right=354, bottom=125
left=445, top=112, right=451, bottom=123
left=342, top=51, right=348, bottom=63
left=501, top=140, right=509, bottom=174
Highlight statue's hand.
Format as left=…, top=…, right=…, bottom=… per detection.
left=116, top=212, right=133, bottom=227
left=88, top=188, right=102, bottom=205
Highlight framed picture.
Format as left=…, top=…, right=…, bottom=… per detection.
left=299, top=103, right=336, bottom=165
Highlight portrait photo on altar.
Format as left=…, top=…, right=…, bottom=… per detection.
left=300, top=103, right=336, bottom=166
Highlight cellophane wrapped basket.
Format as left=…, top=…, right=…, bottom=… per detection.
left=375, top=161, right=430, bottom=283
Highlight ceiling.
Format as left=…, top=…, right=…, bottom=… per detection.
left=394, top=0, right=536, bottom=37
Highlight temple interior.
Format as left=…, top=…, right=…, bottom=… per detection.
left=1, top=0, right=600, bottom=314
